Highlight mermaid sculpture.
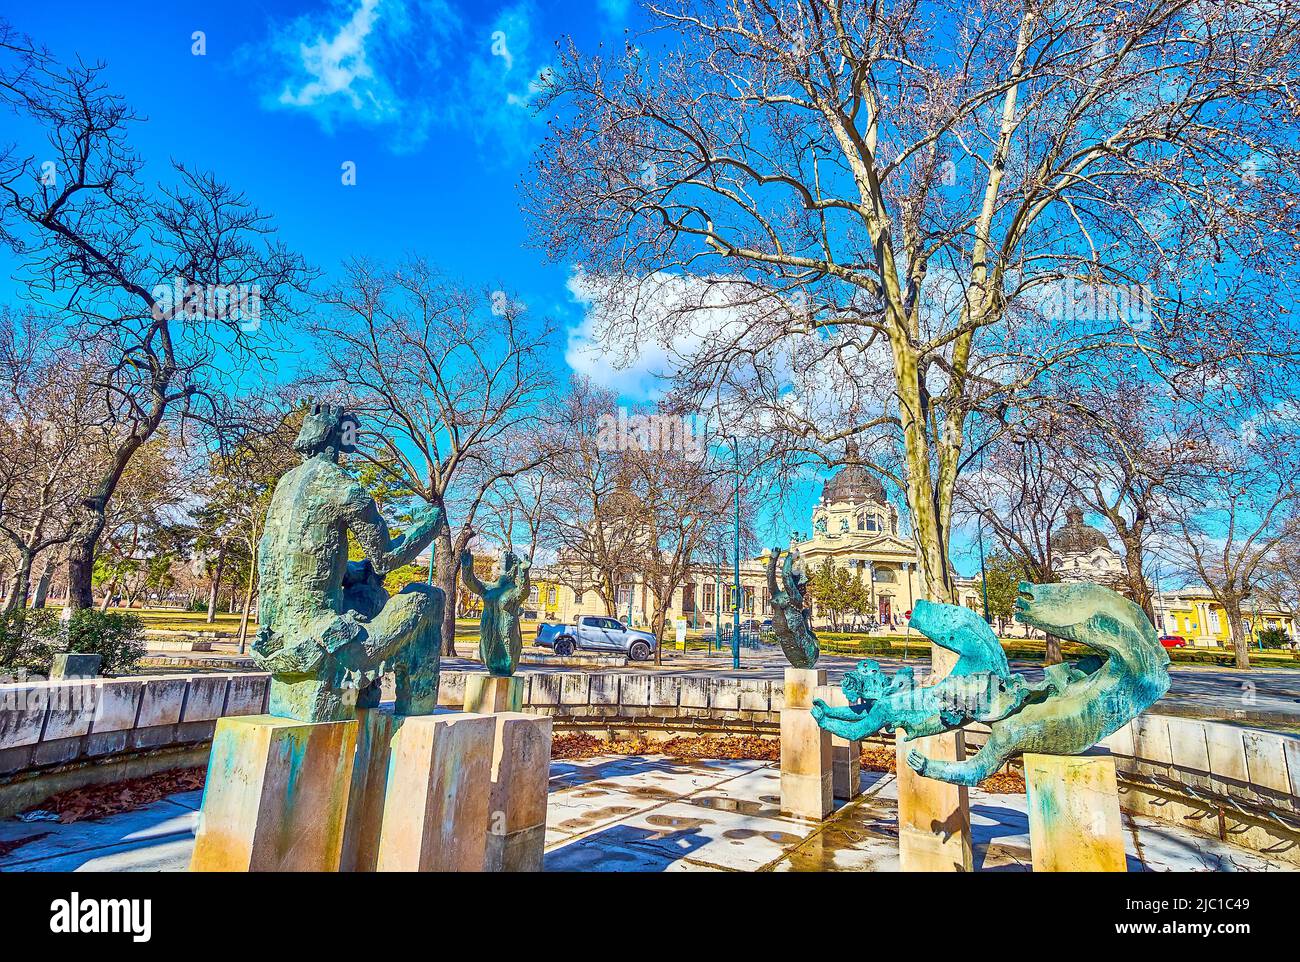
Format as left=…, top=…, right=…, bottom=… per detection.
left=767, top=548, right=819, bottom=668
left=252, top=403, right=445, bottom=723
left=460, top=549, right=531, bottom=676
left=812, top=581, right=1168, bottom=786
left=905, top=582, right=1170, bottom=785
left=812, top=599, right=1032, bottom=741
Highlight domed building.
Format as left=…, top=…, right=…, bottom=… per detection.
left=1051, top=505, right=1122, bottom=583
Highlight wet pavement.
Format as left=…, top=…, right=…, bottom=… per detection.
left=3, top=755, right=1289, bottom=872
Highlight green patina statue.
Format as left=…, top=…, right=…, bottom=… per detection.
left=460, top=548, right=531, bottom=676
left=812, top=599, right=1032, bottom=741
left=905, top=581, right=1169, bottom=786
left=252, top=402, right=445, bottom=722
left=811, top=581, right=1169, bottom=787
left=767, top=548, right=819, bottom=668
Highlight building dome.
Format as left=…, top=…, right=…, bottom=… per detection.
left=821, top=460, right=886, bottom=505
left=1051, top=506, right=1112, bottom=555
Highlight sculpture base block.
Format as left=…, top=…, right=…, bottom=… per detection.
left=465, top=673, right=525, bottom=714
left=814, top=684, right=861, bottom=801
left=780, top=668, right=832, bottom=820
left=484, top=712, right=553, bottom=871
left=339, top=708, right=401, bottom=872
left=1024, top=751, right=1126, bottom=872
left=190, top=714, right=357, bottom=872
left=376, top=712, right=496, bottom=871
left=896, top=731, right=972, bottom=872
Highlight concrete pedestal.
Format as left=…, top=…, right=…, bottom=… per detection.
left=190, top=714, right=357, bottom=872
left=464, top=673, right=525, bottom=714
left=896, top=731, right=972, bottom=872
left=813, top=684, right=861, bottom=800
left=484, top=713, right=553, bottom=871
left=375, top=712, right=496, bottom=871
left=780, top=667, right=832, bottom=820
left=1024, top=750, right=1127, bottom=872
left=339, top=708, right=401, bottom=872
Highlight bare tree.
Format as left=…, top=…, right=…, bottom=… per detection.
left=0, top=34, right=311, bottom=608
left=526, top=0, right=1300, bottom=611
left=307, top=257, right=555, bottom=654
left=539, top=378, right=642, bottom=617
left=0, top=309, right=102, bottom=610
left=1166, top=417, right=1299, bottom=669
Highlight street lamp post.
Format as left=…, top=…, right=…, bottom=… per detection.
left=732, top=443, right=741, bottom=671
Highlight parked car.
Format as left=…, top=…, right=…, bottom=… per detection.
left=535, top=615, right=658, bottom=661
left=759, top=619, right=773, bottom=631
left=1159, top=635, right=1188, bottom=649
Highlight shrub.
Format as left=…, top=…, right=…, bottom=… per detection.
left=1256, top=626, right=1291, bottom=650
left=0, top=610, right=57, bottom=676
left=62, top=610, right=146, bottom=674
left=0, top=608, right=144, bottom=677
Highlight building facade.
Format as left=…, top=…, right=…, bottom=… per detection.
left=521, top=462, right=984, bottom=631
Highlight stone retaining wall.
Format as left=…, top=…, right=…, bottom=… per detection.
left=0, top=673, right=269, bottom=816
left=3, top=668, right=1297, bottom=864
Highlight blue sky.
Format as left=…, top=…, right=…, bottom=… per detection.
left=1, top=0, right=998, bottom=570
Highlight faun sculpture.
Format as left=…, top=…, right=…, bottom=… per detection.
left=461, top=549, right=531, bottom=676
left=767, top=548, right=819, bottom=668
left=812, top=582, right=1169, bottom=786
left=252, top=403, right=445, bottom=723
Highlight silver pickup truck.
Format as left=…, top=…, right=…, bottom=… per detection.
left=535, top=615, right=658, bottom=661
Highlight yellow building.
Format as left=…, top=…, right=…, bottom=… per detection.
left=1155, top=589, right=1296, bottom=648
left=519, top=462, right=983, bottom=631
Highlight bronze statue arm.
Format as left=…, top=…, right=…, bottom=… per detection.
left=347, top=489, right=441, bottom=576
left=460, top=548, right=488, bottom=596
left=782, top=551, right=805, bottom=608
left=506, top=556, right=532, bottom=605
left=766, top=550, right=781, bottom=602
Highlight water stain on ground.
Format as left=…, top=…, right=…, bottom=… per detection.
left=556, top=805, right=642, bottom=832
left=688, top=795, right=781, bottom=818
left=721, top=828, right=803, bottom=845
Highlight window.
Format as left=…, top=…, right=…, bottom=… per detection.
left=529, top=585, right=539, bottom=603
left=703, top=582, right=716, bottom=611
left=547, top=586, right=557, bottom=605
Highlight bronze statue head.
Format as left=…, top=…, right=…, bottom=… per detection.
left=295, top=401, right=359, bottom=460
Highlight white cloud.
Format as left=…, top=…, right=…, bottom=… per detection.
left=278, top=0, right=385, bottom=113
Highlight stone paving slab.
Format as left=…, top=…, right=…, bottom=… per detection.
left=1, top=754, right=1294, bottom=872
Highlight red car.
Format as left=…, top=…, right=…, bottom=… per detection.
left=1159, top=635, right=1188, bottom=649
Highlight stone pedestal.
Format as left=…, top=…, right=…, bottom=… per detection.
left=464, top=673, right=525, bottom=714
left=1024, top=750, right=1126, bottom=872
left=375, top=712, right=496, bottom=871
left=814, top=684, right=861, bottom=801
left=339, top=707, right=401, bottom=872
left=780, top=667, right=833, bottom=820
left=895, top=646, right=972, bottom=872
left=190, top=714, right=357, bottom=872
left=484, top=713, right=553, bottom=871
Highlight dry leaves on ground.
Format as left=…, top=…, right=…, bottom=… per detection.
left=22, top=767, right=207, bottom=824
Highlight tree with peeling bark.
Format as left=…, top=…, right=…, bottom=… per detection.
left=306, top=257, right=555, bottom=656
left=0, top=29, right=312, bottom=610
left=525, top=0, right=1300, bottom=611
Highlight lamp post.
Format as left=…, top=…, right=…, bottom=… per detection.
left=732, top=442, right=741, bottom=671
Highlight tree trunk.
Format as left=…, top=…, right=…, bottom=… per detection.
left=1224, top=596, right=1251, bottom=671
left=237, top=541, right=257, bottom=654
left=32, top=561, right=53, bottom=608
left=3, top=550, right=33, bottom=614
left=1118, top=535, right=1155, bottom=621
left=206, top=543, right=226, bottom=624
left=434, top=522, right=459, bottom=657
left=1044, top=633, right=1064, bottom=665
